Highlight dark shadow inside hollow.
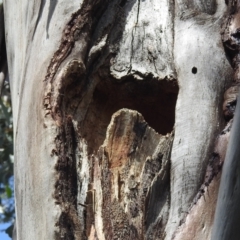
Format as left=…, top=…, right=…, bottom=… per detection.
left=81, top=77, right=178, bottom=154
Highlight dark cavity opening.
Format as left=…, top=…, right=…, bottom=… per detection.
left=81, top=77, right=178, bottom=154
left=231, top=29, right=240, bottom=40
left=192, top=67, right=197, bottom=74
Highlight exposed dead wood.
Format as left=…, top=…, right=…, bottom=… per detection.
left=3, top=0, right=235, bottom=239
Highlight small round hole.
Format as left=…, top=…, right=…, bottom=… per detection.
left=192, top=67, right=197, bottom=74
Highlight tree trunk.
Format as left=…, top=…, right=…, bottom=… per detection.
left=3, top=0, right=237, bottom=239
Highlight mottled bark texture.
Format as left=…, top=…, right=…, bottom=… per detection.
left=3, top=0, right=235, bottom=239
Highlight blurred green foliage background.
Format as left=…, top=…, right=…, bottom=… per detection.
left=0, top=80, right=14, bottom=237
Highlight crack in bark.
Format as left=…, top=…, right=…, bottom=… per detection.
left=128, top=0, right=140, bottom=75
left=54, top=116, right=81, bottom=239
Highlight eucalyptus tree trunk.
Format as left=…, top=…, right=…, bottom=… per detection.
left=2, top=0, right=238, bottom=239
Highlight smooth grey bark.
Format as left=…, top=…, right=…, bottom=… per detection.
left=4, top=1, right=81, bottom=239
left=166, top=1, right=232, bottom=238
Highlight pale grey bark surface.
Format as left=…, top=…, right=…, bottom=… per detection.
left=4, top=0, right=82, bottom=239
left=167, top=1, right=232, bottom=238
left=2, top=0, right=235, bottom=239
